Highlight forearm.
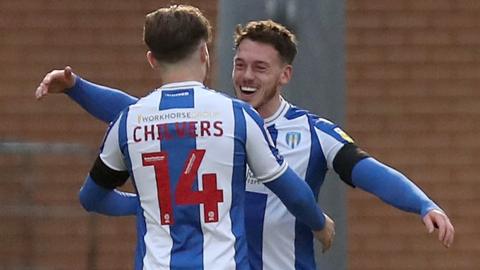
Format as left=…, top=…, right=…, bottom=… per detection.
left=352, top=157, right=440, bottom=217
left=79, top=175, right=138, bottom=216
left=66, top=77, right=138, bottom=123
left=265, top=167, right=326, bottom=230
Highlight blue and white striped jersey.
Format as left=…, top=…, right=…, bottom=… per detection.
left=245, top=98, right=353, bottom=270
left=99, top=81, right=287, bottom=270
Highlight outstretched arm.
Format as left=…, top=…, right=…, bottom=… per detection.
left=35, top=66, right=138, bottom=123
left=79, top=175, right=138, bottom=216
left=66, top=77, right=138, bottom=123
left=352, top=157, right=455, bottom=248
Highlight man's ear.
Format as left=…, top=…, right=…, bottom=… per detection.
left=146, top=51, right=158, bottom=69
left=200, top=42, right=209, bottom=63
left=279, top=64, right=293, bottom=85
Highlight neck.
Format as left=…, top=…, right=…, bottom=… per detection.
left=159, top=64, right=205, bottom=85
left=257, top=94, right=282, bottom=119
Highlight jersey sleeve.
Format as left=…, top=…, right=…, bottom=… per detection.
left=79, top=175, right=137, bottom=215
left=66, top=77, right=138, bottom=123
left=89, top=113, right=129, bottom=189
left=243, top=107, right=288, bottom=182
left=99, top=115, right=127, bottom=171
left=352, top=157, right=441, bottom=217
left=313, top=119, right=354, bottom=170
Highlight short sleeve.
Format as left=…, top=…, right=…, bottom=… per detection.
left=313, top=119, right=354, bottom=170
left=99, top=115, right=127, bottom=171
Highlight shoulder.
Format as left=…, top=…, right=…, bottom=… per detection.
left=229, top=98, right=262, bottom=119
left=129, top=90, right=155, bottom=107
left=283, top=105, right=333, bottom=128
left=284, top=105, right=326, bottom=126
left=313, top=118, right=354, bottom=144
left=284, top=105, right=311, bottom=120
left=284, top=104, right=354, bottom=144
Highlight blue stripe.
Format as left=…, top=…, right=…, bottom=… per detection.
left=158, top=96, right=203, bottom=269
left=294, top=223, right=315, bottom=270
left=306, top=116, right=328, bottom=198
left=267, top=125, right=278, bottom=147
left=231, top=101, right=249, bottom=269
left=314, top=118, right=349, bottom=144
left=159, top=88, right=194, bottom=109
left=295, top=115, right=328, bottom=270
left=284, top=105, right=309, bottom=120
left=245, top=191, right=267, bottom=270
left=243, top=106, right=284, bottom=166
left=117, top=108, right=147, bottom=270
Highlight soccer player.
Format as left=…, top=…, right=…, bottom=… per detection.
left=39, top=6, right=336, bottom=270
left=36, top=19, right=454, bottom=270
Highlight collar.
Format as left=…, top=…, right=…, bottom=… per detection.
left=159, top=81, right=205, bottom=90
left=264, top=97, right=290, bottom=125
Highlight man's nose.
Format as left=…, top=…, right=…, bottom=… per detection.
left=243, top=66, right=254, bottom=80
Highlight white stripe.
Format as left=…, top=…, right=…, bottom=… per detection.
left=244, top=111, right=288, bottom=182
left=195, top=91, right=237, bottom=269
left=128, top=97, right=174, bottom=269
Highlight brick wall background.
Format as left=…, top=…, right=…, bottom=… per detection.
left=1, top=0, right=478, bottom=269
left=0, top=1, right=217, bottom=270
left=346, top=0, right=479, bottom=269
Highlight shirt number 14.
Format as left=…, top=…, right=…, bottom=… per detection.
left=142, top=149, right=224, bottom=225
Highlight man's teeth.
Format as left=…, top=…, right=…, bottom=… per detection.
left=241, top=86, right=257, bottom=92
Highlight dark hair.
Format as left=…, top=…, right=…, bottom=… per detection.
left=144, top=5, right=212, bottom=63
left=234, top=20, right=297, bottom=64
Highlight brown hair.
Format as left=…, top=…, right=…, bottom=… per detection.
left=144, top=5, right=212, bottom=63
left=234, top=20, right=297, bottom=64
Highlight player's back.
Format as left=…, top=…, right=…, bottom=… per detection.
left=120, top=81, right=250, bottom=270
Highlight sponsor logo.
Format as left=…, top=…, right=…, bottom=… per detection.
left=137, top=111, right=221, bottom=124
left=334, top=127, right=354, bottom=143
left=164, top=91, right=189, bottom=97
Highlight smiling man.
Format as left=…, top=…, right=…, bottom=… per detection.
left=233, top=37, right=291, bottom=117
left=230, top=21, right=453, bottom=270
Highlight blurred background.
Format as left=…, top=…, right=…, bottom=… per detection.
left=1, top=0, right=479, bottom=269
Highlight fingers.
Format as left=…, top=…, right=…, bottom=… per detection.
left=322, top=230, right=334, bottom=253
left=35, top=85, right=44, bottom=100
left=64, top=66, right=73, bottom=79
left=423, top=215, right=435, bottom=234
left=443, top=220, right=454, bottom=248
left=34, top=67, right=74, bottom=100
left=64, top=66, right=77, bottom=88
left=424, top=210, right=455, bottom=248
left=322, top=235, right=333, bottom=253
left=35, top=75, right=51, bottom=100
left=317, top=214, right=335, bottom=253
left=436, top=218, right=447, bottom=243
left=438, top=215, right=454, bottom=248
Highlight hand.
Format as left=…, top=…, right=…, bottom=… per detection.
left=313, top=213, right=335, bottom=253
left=35, top=66, right=77, bottom=100
left=422, top=209, right=455, bottom=248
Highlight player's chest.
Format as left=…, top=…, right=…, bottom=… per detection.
left=268, top=123, right=312, bottom=161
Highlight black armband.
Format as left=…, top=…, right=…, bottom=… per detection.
left=332, top=143, right=370, bottom=187
left=89, top=156, right=129, bottom=189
